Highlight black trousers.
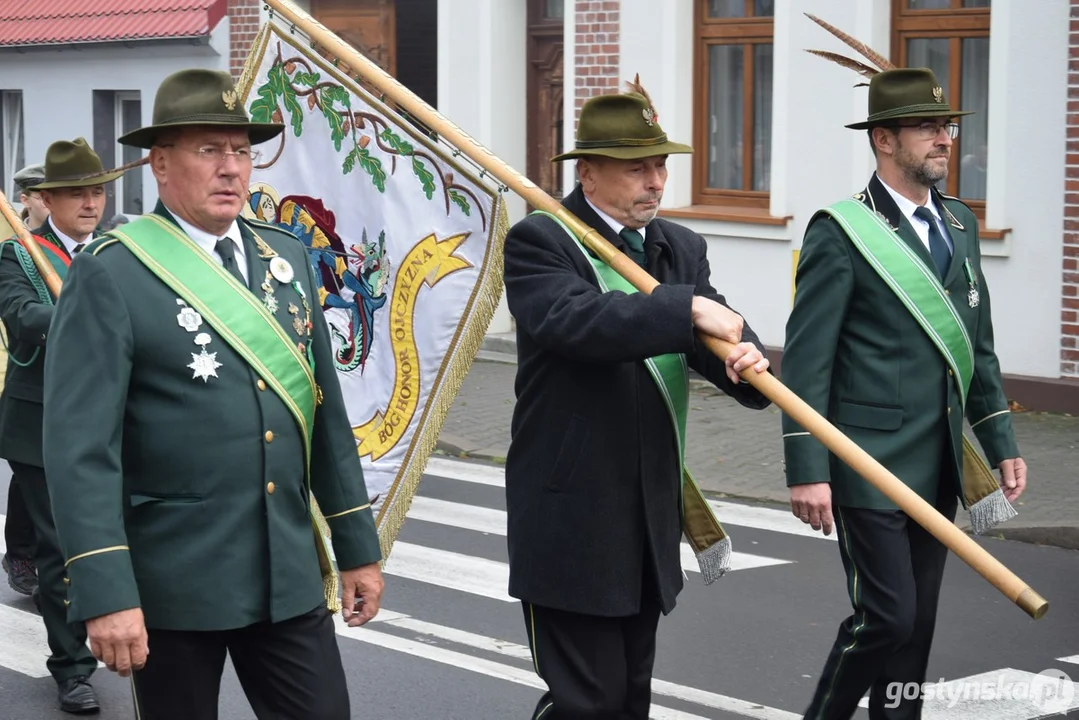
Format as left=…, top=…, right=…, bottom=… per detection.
left=522, top=563, right=663, bottom=719
left=132, top=604, right=349, bottom=720
left=4, top=465, right=36, bottom=559
left=803, top=481, right=958, bottom=720
left=9, top=461, right=96, bottom=682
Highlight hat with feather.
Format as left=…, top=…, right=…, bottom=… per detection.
left=551, top=74, right=692, bottom=161
left=804, top=14, right=974, bottom=130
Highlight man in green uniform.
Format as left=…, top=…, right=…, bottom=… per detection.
left=0, top=139, right=121, bottom=713
left=781, top=68, right=1026, bottom=719
left=1, top=162, right=48, bottom=598
left=42, top=69, right=384, bottom=720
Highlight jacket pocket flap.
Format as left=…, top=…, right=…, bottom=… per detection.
left=835, top=401, right=903, bottom=431
left=4, top=380, right=42, bottom=403
left=129, top=493, right=203, bottom=507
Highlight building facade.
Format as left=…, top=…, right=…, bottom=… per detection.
left=0, top=0, right=1073, bottom=411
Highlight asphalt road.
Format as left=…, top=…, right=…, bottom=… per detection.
left=2, top=458, right=1078, bottom=720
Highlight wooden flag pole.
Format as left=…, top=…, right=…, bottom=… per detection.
left=0, top=189, right=61, bottom=298
left=260, top=0, right=1048, bottom=620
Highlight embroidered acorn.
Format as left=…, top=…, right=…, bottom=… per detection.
left=284, top=61, right=296, bottom=74
left=272, top=107, right=283, bottom=124
left=342, top=118, right=352, bottom=135
left=359, top=135, right=371, bottom=149
left=307, top=93, right=318, bottom=111
left=445, top=172, right=454, bottom=186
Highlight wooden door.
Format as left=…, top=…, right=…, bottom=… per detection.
left=527, top=0, right=564, bottom=201
left=311, top=0, right=396, bottom=76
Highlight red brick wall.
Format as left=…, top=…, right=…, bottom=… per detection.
left=229, top=0, right=262, bottom=80
left=574, top=0, right=620, bottom=120
left=1065, top=0, right=1079, bottom=376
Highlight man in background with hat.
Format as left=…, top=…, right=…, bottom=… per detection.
left=14, top=162, right=50, bottom=228
left=42, top=68, right=383, bottom=720
left=781, top=67, right=1025, bottom=719
left=0, top=138, right=121, bottom=714
left=503, top=76, right=772, bottom=719
left=0, top=166, right=48, bottom=599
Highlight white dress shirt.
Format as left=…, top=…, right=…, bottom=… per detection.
left=164, top=205, right=248, bottom=284
left=584, top=196, right=646, bottom=245
left=47, top=217, right=92, bottom=258
left=876, top=176, right=953, bottom=254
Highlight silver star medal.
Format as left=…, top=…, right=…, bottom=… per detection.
left=270, top=257, right=294, bottom=284
left=263, top=291, right=279, bottom=314
left=968, top=286, right=980, bottom=308
left=188, top=332, right=222, bottom=383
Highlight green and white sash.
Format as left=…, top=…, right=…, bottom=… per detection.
left=535, top=211, right=732, bottom=582
left=105, top=214, right=342, bottom=608
left=817, top=199, right=1016, bottom=533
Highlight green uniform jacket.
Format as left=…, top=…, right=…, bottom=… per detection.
left=0, top=224, right=70, bottom=467
left=43, top=203, right=381, bottom=630
left=781, top=175, right=1019, bottom=509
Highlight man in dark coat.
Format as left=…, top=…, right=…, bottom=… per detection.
left=503, top=79, right=773, bottom=719
left=782, top=67, right=1025, bottom=719
left=1, top=161, right=48, bottom=598
left=42, top=69, right=384, bottom=720
left=0, top=138, right=124, bottom=713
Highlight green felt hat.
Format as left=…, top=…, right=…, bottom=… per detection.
left=119, top=68, right=284, bottom=149
left=552, top=77, right=692, bottom=161
left=846, top=67, right=973, bottom=130
left=33, top=138, right=122, bottom=190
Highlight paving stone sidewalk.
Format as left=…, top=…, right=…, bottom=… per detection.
left=436, top=340, right=1079, bottom=549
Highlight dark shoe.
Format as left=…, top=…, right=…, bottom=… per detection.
left=58, top=676, right=100, bottom=714
left=2, top=553, right=38, bottom=596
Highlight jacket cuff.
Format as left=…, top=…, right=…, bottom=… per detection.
left=970, top=410, right=1020, bottom=467
left=64, top=547, right=141, bottom=622
left=783, top=432, right=831, bottom=487
left=327, top=505, right=383, bottom=570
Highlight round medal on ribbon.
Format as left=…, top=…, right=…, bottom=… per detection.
left=270, top=257, right=294, bottom=284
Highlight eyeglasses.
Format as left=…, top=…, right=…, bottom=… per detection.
left=158, top=144, right=262, bottom=164
left=893, top=121, right=959, bottom=140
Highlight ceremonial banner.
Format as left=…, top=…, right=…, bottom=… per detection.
left=237, top=21, right=508, bottom=560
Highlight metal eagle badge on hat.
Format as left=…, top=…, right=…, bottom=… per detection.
left=270, top=257, right=294, bottom=284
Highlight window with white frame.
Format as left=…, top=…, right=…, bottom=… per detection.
left=1, top=91, right=25, bottom=199
left=93, top=90, right=143, bottom=220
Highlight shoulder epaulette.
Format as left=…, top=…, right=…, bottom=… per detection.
left=89, top=237, right=122, bottom=256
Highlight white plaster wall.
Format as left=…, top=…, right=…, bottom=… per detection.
left=978, top=0, right=1068, bottom=378
left=618, top=0, right=694, bottom=207
left=0, top=25, right=230, bottom=212
left=438, top=0, right=527, bottom=334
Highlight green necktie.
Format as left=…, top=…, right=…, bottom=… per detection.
left=619, top=227, right=646, bottom=266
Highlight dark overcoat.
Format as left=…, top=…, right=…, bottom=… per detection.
left=503, top=185, right=770, bottom=617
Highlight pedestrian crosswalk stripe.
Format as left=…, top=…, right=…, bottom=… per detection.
left=383, top=541, right=514, bottom=602
left=421, top=458, right=837, bottom=542
left=338, top=621, right=765, bottom=720
left=405, top=496, right=793, bottom=574
left=358, top=607, right=801, bottom=720
left=0, top=603, right=51, bottom=678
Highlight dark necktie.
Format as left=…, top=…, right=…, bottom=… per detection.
left=913, top=206, right=951, bottom=278
left=72, top=244, right=83, bottom=255
left=214, top=237, right=245, bottom=285
left=619, top=227, right=646, bottom=267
